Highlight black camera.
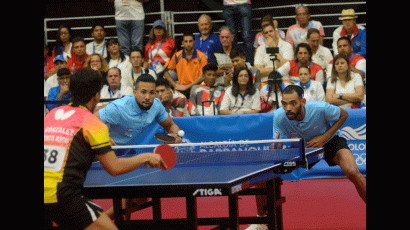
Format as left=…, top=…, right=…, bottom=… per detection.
left=266, top=47, right=279, bottom=55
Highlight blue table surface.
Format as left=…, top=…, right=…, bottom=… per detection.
left=84, top=148, right=323, bottom=188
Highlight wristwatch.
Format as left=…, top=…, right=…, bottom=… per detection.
left=339, top=93, right=343, bottom=99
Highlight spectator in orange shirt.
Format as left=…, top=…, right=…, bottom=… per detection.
left=163, top=33, right=208, bottom=99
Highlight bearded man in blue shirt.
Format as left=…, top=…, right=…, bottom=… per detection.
left=248, top=85, right=365, bottom=229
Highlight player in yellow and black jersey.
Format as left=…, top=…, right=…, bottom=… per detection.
left=44, top=68, right=167, bottom=230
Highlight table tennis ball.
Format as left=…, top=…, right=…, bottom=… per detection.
left=177, top=130, right=185, bottom=137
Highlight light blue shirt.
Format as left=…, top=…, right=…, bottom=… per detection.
left=272, top=101, right=342, bottom=142
left=99, top=95, right=169, bottom=145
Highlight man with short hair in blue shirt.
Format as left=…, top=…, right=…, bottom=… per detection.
left=94, top=73, right=182, bottom=220
left=95, top=74, right=182, bottom=147
left=248, top=85, right=365, bottom=229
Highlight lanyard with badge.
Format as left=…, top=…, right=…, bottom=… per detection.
left=93, top=40, right=106, bottom=56
left=233, top=92, right=249, bottom=112
left=149, top=41, right=163, bottom=71
left=108, top=84, right=121, bottom=98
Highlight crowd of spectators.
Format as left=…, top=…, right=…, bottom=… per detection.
left=44, top=2, right=366, bottom=118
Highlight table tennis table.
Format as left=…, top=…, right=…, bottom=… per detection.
left=83, top=139, right=324, bottom=230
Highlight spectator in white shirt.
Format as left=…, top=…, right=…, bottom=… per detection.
left=254, top=23, right=294, bottom=86
left=94, top=67, right=133, bottom=112
left=220, top=67, right=261, bottom=115
left=306, top=28, right=333, bottom=76
left=122, top=47, right=157, bottom=89
left=297, top=66, right=325, bottom=102
left=86, top=24, right=107, bottom=58
left=325, top=54, right=364, bottom=110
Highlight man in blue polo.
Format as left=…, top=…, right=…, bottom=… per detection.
left=94, top=73, right=182, bottom=148
left=247, top=85, right=366, bottom=230
left=94, top=73, right=182, bottom=220
left=194, top=14, right=222, bottom=63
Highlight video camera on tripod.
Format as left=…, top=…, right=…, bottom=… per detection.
left=264, top=46, right=283, bottom=111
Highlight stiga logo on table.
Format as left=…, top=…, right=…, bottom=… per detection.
left=192, top=188, right=222, bottom=196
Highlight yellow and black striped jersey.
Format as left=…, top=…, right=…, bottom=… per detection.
left=44, top=104, right=112, bottom=204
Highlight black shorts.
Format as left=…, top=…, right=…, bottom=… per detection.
left=44, top=194, right=103, bottom=230
left=323, top=135, right=350, bottom=166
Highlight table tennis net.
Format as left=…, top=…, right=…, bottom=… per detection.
left=114, top=139, right=305, bottom=167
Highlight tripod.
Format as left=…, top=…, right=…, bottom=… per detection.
left=264, top=48, right=283, bottom=112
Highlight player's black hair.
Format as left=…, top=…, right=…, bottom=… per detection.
left=282, top=85, right=304, bottom=99
left=70, top=68, right=102, bottom=106
left=135, top=72, right=156, bottom=89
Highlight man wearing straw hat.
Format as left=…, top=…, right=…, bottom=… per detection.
left=332, top=9, right=366, bottom=58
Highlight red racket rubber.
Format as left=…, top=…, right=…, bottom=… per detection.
left=154, top=144, right=177, bottom=170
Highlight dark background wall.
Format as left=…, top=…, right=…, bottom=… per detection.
left=44, top=0, right=366, bottom=52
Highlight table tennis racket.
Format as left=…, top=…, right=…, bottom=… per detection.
left=154, top=133, right=176, bottom=143
left=154, top=144, right=177, bottom=170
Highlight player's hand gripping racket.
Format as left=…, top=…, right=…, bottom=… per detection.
left=154, top=130, right=185, bottom=143
left=145, top=144, right=177, bottom=170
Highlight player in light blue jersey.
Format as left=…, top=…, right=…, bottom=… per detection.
left=95, top=74, right=182, bottom=147
left=248, top=85, right=365, bottom=230
left=94, top=73, right=182, bottom=219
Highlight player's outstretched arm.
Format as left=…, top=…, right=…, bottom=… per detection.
left=96, top=151, right=167, bottom=176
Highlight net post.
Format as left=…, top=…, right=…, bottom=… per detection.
left=300, top=138, right=308, bottom=169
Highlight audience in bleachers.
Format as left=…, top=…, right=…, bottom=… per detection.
left=94, top=67, right=133, bottom=112
left=194, top=14, right=222, bottom=63
left=105, top=38, right=131, bottom=74
left=44, top=4, right=366, bottom=117
left=325, top=54, right=365, bottom=109
left=67, top=37, right=89, bottom=72
left=220, top=67, right=261, bottom=115
left=85, top=24, right=108, bottom=58
left=84, top=53, right=109, bottom=86
left=163, top=33, right=207, bottom=99
left=276, top=43, right=324, bottom=85
left=253, top=15, right=286, bottom=51
left=44, top=55, right=69, bottom=100
left=46, top=68, right=72, bottom=111
left=286, top=4, right=325, bottom=51
left=144, top=20, right=176, bottom=76
left=122, top=47, right=157, bottom=89
left=229, top=48, right=261, bottom=90
left=326, top=37, right=366, bottom=84
left=306, top=28, right=333, bottom=77
left=209, top=26, right=243, bottom=87
left=297, top=66, right=325, bottom=102
left=51, top=24, right=73, bottom=61
left=332, top=9, right=366, bottom=58
left=188, top=64, right=225, bottom=116
left=155, top=77, right=190, bottom=117
left=254, top=23, right=294, bottom=87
